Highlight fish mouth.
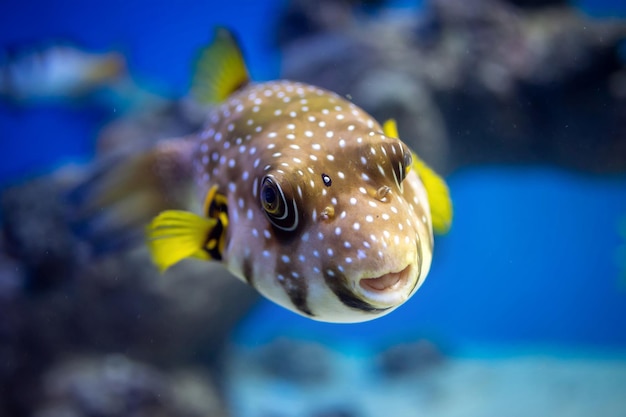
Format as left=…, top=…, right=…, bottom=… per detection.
left=358, top=264, right=414, bottom=307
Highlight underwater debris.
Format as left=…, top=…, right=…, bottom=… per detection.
left=278, top=0, right=626, bottom=173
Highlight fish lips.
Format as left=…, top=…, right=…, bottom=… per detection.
left=357, top=264, right=417, bottom=308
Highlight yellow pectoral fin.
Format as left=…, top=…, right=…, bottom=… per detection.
left=413, top=156, right=453, bottom=234
left=192, top=27, right=250, bottom=104
left=383, top=119, right=399, bottom=139
left=383, top=119, right=453, bottom=234
left=146, top=210, right=219, bottom=272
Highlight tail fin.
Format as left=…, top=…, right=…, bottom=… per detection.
left=192, top=27, right=251, bottom=104
left=68, top=139, right=197, bottom=255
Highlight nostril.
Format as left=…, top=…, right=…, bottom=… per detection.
left=320, top=206, right=334, bottom=220
left=376, top=185, right=391, bottom=201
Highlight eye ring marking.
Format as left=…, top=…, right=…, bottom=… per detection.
left=321, top=173, right=332, bottom=187
left=261, top=180, right=279, bottom=214
left=260, top=175, right=299, bottom=231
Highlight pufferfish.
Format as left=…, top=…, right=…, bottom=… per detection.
left=86, top=28, right=452, bottom=323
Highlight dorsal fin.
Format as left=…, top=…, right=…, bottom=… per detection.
left=383, top=119, right=453, bottom=235
left=192, top=27, right=250, bottom=104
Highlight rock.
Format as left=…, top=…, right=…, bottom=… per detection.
left=1, top=177, right=83, bottom=291
left=376, top=339, right=445, bottom=378
left=0, top=239, right=24, bottom=301
left=0, top=170, right=258, bottom=415
left=309, top=407, right=361, bottom=417
left=251, top=338, right=332, bottom=384
left=275, top=0, right=391, bottom=47
left=279, top=0, right=626, bottom=173
left=32, top=355, right=228, bottom=417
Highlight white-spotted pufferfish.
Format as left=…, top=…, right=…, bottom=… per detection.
left=95, top=29, right=452, bottom=323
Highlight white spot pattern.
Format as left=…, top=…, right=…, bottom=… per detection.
left=193, top=79, right=433, bottom=323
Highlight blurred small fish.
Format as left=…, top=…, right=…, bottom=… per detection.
left=76, top=28, right=452, bottom=323
left=0, top=44, right=125, bottom=102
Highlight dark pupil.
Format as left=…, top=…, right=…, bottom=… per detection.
left=263, top=186, right=277, bottom=208
left=403, top=152, right=412, bottom=169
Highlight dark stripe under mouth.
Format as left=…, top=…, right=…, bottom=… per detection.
left=275, top=264, right=314, bottom=316
left=323, top=269, right=391, bottom=313
left=242, top=255, right=254, bottom=286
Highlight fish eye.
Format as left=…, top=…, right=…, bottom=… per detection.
left=401, top=151, right=413, bottom=180
left=390, top=145, right=412, bottom=185
left=260, top=175, right=300, bottom=231
left=321, top=173, right=332, bottom=187
left=261, top=179, right=279, bottom=213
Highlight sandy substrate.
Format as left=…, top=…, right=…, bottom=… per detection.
left=226, top=345, right=626, bottom=417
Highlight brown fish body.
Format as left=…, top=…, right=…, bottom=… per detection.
left=82, top=29, right=449, bottom=323
left=191, top=80, right=433, bottom=322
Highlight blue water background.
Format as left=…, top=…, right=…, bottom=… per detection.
left=236, top=167, right=626, bottom=354
left=1, top=0, right=625, bottom=354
